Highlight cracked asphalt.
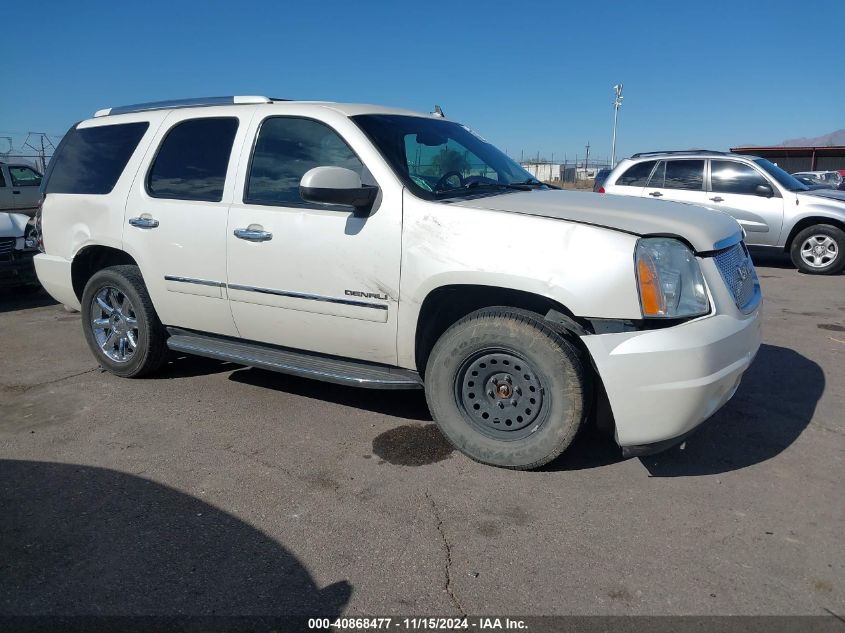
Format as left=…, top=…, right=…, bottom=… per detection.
left=0, top=252, right=843, bottom=617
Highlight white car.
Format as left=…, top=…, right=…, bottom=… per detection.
left=0, top=161, right=43, bottom=216
left=0, top=211, right=38, bottom=287
left=34, top=96, right=761, bottom=469
left=792, top=170, right=842, bottom=188
left=601, top=151, right=845, bottom=275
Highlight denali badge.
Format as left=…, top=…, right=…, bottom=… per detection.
left=345, top=289, right=389, bottom=301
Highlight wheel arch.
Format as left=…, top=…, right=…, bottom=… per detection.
left=410, top=283, right=585, bottom=376
left=71, top=245, right=139, bottom=300
left=783, top=215, right=845, bottom=252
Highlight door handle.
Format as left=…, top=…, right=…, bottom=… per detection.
left=709, top=196, right=724, bottom=202
left=648, top=191, right=663, bottom=197
left=128, top=216, right=160, bottom=229
left=234, top=227, right=273, bottom=242
left=12, top=190, right=20, bottom=194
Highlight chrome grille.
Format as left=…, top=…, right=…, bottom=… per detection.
left=0, top=238, right=15, bottom=256
left=712, top=242, right=759, bottom=311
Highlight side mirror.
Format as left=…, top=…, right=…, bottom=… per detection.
left=299, top=167, right=378, bottom=215
left=754, top=184, right=774, bottom=198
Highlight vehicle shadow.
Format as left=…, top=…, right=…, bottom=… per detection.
left=225, top=344, right=820, bottom=477
left=747, top=248, right=793, bottom=269
left=0, top=460, right=352, bottom=623
left=151, top=354, right=238, bottom=379
left=549, top=344, right=823, bottom=475
left=229, top=367, right=432, bottom=422
left=0, top=285, right=57, bottom=313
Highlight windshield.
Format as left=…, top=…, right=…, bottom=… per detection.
left=352, top=114, right=540, bottom=200
left=753, top=158, right=809, bottom=192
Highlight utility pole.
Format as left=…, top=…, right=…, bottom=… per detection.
left=611, top=83, right=624, bottom=168
left=584, top=142, right=590, bottom=181
left=23, top=132, right=56, bottom=174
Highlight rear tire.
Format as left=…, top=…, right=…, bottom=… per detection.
left=424, top=307, right=589, bottom=470
left=790, top=224, right=845, bottom=275
left=81, top=265, right=168, bottom=378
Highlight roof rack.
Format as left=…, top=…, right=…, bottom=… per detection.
left=93, top=95, right=273, bottom=118
left=630, top=149, right=729, bottom=158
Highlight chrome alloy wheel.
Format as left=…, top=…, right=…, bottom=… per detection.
left=90, top=286, right=139, bottom=363
left=800, top=234, right=838, bottom=269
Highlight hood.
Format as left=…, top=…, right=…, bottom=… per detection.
left=800, top=189, right=845, bottom=203
left=0, top=212, right=29, bottom=238
left=453, top=189, right=741, bottom=252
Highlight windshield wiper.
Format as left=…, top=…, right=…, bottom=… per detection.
left=465, top=181, right=532, bottom=191
left=435, top=181, right=531, bottom=197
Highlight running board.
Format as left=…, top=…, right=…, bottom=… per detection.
left=166, top=329, right=423, bottom=390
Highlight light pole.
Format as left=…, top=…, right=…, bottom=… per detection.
left=611, top=83, right=624, bottom=168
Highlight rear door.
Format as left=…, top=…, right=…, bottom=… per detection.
left=641, top=159, right=708, bottom=205
left=7, top=165, right=43, bottom=214
left=123, top=109, right=255, bottom=336
left=706, top=159, right=784, bottom=246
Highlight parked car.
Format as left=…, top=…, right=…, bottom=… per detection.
left=592, top=168, right=611, bottom=192
left=35, top=96, right=761, bottom=469
left=601, top=151, right=845, bottom=275
left=0, top=162, right=43, bottom=216
left=0, top=211, right=39, bottom=287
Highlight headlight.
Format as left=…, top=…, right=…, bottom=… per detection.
left=635, top=237, right=709, bottom=318
left=24, top=223, right=38, bottom=250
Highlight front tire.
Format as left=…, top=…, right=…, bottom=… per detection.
left=425, top=308, right=589, bottom=469
left=790, top=224, right=845, bottom=275
left=81, top=265, right=168, bottom=378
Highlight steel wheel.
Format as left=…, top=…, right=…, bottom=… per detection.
left=800, top=234, right=838, bottom=269
left=454, top=349, right=548, bottom=441
left=90, top=285, right=139, bottom=363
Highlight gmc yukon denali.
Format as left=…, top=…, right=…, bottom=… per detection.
left=34, top=96, right=761, bottom=469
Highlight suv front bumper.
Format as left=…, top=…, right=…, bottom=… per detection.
left=580, top=307, right=761, bottom=452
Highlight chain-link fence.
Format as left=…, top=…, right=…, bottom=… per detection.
left=518, top=156, right=612, bottom=187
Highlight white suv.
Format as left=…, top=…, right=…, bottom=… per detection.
left=601, top=151, right=845, bottom=275
left=35, top=96, right=761, bottom=469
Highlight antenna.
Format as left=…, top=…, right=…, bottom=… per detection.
left=431, top=105, right=445, bottom=118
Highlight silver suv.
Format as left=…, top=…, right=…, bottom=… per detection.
left=601, top=150, right=845, bottom=275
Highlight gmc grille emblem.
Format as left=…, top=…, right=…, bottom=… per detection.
left=737, top=263, right=749, bottom=282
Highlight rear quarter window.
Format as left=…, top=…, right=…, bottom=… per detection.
left=616, top=160, right=656, bottom=186
left=44, top=122, right=149, bottom=195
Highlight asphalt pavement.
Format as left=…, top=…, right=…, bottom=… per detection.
left=0, top=253, right=842, bottom=617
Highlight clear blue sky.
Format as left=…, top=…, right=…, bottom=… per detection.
left=1, top=0, right=840, bottom=162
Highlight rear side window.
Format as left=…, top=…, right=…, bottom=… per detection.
left=661, top=160, right=704, bottom=190
left=711, top=160, right=770, bottom=195
left=147, top=118, right=239, bottom=202
left=44, top=122, right=149, bottom=194
left=616, top=160, right=656, bottom=186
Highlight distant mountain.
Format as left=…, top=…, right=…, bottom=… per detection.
left=779, top=129, right=845, bottom=147
left=736, top=129, right=845, bottom=148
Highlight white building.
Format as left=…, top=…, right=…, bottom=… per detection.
left=520, top=162, right=562, bottom=182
